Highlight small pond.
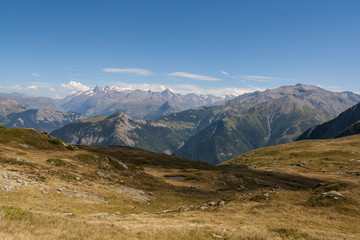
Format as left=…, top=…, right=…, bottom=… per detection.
left=165, top=175, right=198, bottom=182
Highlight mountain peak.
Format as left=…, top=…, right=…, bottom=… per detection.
left=161, top=88, right=174, bottom=96
left=93, top=86, right=103, bottom=93
left=159, top=101, right=180, bottom=111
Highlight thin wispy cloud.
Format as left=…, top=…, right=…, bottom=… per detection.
left=25, top=85, right=38, bottom=90
left=50, top=87, right=57, bottom=92
left=61, top=81, right=90, bottom=92
left=171, top=84, right=260, bottom=96
left=31, top=73, right=41, bottom=77
left=221, top=71, right=229, bottom=76
left=7, top=85, right=22, bottom=90
left=239, top=75, right=291, bottom=82
left=103, top=68, right=152, bottom=75
left=167, top=72, right=221, bottom=81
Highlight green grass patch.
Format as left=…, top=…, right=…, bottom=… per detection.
left=46, top=158, right=66, bottom=166
left=48, top=138, right=63, bottom=145
left=249, top=194, right=268, bottom=202
left=75, top=153, right=99, bottom=163
left=60, top=173, right=78, bottom=181
left=66, top=145, right=77, bottom=151
left=0, top=206, right=32, bottom=221
left=272, top=227, right=313, bottom=239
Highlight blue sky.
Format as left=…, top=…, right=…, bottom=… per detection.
left=0, top=0, right=359, bottom=98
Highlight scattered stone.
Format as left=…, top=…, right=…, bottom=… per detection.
left=15, top=158, right=34, bottom=164
left=178, top=206, right=188, bottom=211
left=96, top=171, right=112, bottom=179
left=208, top=202, right=216, bottom=207
left=270, top=188, right=278, bottom=194
left=249, top=193, right=269, bottom=202
left=217, top=200, right=225, bottom=207
left=89, top=212, right=109, bottom=218
left=75, top=177, right=81, bottom=181
left=55, top=186, right=106, bottom=202
left=320, top=191, right=343, bottom=199
left=18, top=143, right=30, bottom=149
left=62, top=212, right=74, bottom=217
left=157, top=209, right=171, bottom=214
left=0, top=170, right=42, bottom=191
left=199, top=206, right=208, bottom=210
left=309, top=191, right=345, bottom=204
left=212, top=233, right=224, bottom=239
left=112, top=186, right=150, bottom=202
left=117, top=160, right=128, bottom=170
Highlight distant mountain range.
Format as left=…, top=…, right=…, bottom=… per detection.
left=0, top=97, right=29, bottom=123
left=297, top=102, right=360, bottom=140
left=59, top=86, right=235, bottom=119
left=0, top=87, right=235, bottom=121
left=225, top=84, right=360, bottom=119
left=0, top=92, right=62, bottom=111
left=51, top=84, right=360, bottom=165
left=4, top=109, right=83, bottom=132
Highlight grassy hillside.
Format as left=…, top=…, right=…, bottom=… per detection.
left=1, top=126, right=359, bottom=239
left=224, top=134, right=360, bottom=176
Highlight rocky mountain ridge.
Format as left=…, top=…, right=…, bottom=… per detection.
left=297, top=102, right=360, bottom=140
left=52, top=84, right=360, bottom=165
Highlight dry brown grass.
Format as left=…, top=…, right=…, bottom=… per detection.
left=0, top=128, right=360, bottom=239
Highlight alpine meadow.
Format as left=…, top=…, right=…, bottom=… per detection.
left=1, top=1, right=360, bottom=239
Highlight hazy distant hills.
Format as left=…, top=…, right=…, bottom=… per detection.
left=0, top=97, right=29, bottom=123
left=0, top=87, right=234, bottom=122
left=0, top=92, right=63, bottom=111
left=51, top=112, right=193, bottom=154
left=51, top=84, right=360, bottom=164
left=226, top=84, right=360, bottom=119
left=297, top=102, right=360, bottom=140
left=4, top=109, right=83, bottom=132
left=59, top=86, right=234, bottom=119
left=144, top=100, right=184, bottom=120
